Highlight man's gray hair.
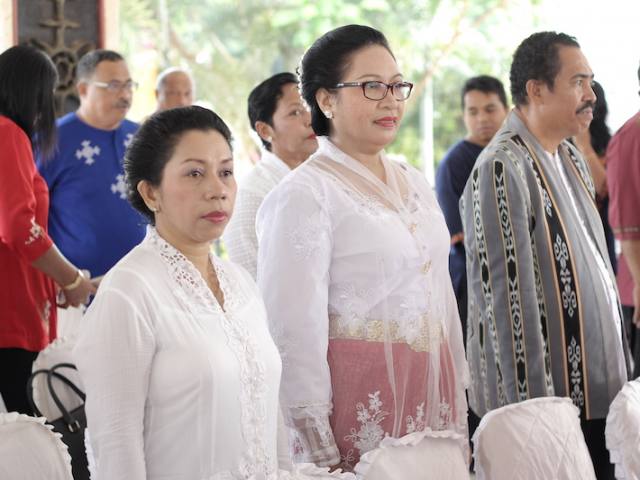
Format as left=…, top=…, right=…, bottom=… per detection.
left=155, top=67, right=194, bottom=91
left=76, top=49, right=125, bottom=82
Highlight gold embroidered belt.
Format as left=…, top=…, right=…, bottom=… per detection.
left=328, top=314, right=444, bottom=353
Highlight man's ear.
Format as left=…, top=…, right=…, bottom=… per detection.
left=77, top=80, right=88, bottom=98
left=525, top=79, right=546, bottom=105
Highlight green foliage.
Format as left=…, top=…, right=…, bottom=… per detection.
left=120, top=0, right=537, bottom=170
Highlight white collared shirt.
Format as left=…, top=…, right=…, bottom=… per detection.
left=74, top=228, right=282, bottom=479
left=223, top=150, right=291, bottom=279
left=547, top=150, right=625, bottom=371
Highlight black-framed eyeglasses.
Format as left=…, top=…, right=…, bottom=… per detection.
left=91, top=80, right=139, bottom=93
left=334, top=81, right=414, bottom=101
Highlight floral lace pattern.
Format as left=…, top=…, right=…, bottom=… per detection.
left=435, top=402, right=453, bottom=431
left=148, top=228, right=274, bottom=478
left=344, top=391, right=389, bottom=455
left=405, top=402, right=425, bottom=433
left=344, top=392, right=455, bottom=458
left=332, top=181, right=392, bottom=219
left=286, top=215, right=328, bottom=263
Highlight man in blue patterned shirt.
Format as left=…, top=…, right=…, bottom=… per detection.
left=38, top=50, right=145, bottom=278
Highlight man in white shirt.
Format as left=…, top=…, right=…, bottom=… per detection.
left=223, top=72, right=317, bottom=278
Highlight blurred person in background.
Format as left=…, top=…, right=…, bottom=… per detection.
left=0, top=45, right=95, bottom=414
left=155, top=67, right=195, bottom=112
left=573, top=80, right=616, bottom=271
left=435, top=73, right=508, bottom=465
left=223, top=72, right=317, bottom=278
left=436, top=74, right=508, bottom=344
left=607, top=66, right=640, bottom=379
left=37, top=49, right=145, bottom=281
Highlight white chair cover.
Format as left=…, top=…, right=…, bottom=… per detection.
left=56, top=305, right=85, bottom=339
left=0, top=412, right=72, bottom=479
left=354, top=430, right=469, bottom=480
left=606, top=378, right=640, bottom=479
left=31, top=336, right=84, bottom=421
left=283, top=464, right=356, bottom=479
left=473, top=397, right=596, bottom=480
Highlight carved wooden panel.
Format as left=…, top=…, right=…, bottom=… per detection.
left=18, top=0, right=100, bottom=115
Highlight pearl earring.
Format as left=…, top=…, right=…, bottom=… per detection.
left=267, top=136, right=273, bottom=143
left=324, top=111, right=333, bottom=119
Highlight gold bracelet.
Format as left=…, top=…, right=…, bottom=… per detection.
left=63, top=270, right=85, bottom=291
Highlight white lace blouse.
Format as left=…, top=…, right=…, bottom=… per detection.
left=74, top=228, right=283, bottom=479
left=223, top=150, right=291, bottom=279
left=256, top=137, right=469, bottom=467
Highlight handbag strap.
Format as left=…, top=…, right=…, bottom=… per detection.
left=26, top=369, right=50, bottom=418
left=47, top=363, right=86, bottom=433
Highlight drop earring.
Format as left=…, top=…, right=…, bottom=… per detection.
left=324, top=111, right=333, bottom=119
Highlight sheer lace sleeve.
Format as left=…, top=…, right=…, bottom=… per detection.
left=256, top=180, right=339, bottom=467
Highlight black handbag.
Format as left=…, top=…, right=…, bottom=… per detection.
left=27, top=362, right=90, bottom=480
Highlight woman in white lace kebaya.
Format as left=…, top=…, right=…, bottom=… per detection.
left=74, top=107, right=353, bottom=480
left=257, top=26, right=470, bottom=473
left=223, top=72, right=317, bottom=279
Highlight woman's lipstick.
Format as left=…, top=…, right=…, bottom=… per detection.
left=374, top=116, right=398, bottom=128
left=203, top=211, right=228, bottom=223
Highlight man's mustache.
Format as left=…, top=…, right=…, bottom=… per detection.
left=115, top=100, right=131, bottom=109
left=576, top=101, right=594, bottom=114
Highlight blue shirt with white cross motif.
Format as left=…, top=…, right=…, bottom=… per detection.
left=37, top=112, right=145, bottom=277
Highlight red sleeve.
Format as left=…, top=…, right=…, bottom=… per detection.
left=0, top=120, right=53, bottom=261
left=607, top=119, right=640, bottom=241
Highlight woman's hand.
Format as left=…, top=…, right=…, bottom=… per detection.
left=59, top=270, right=97, bottom=307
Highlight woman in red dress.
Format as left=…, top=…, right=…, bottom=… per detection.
left=0, top=45, right=95, bottom=414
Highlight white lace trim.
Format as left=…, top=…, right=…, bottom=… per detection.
left=147, top=228, right=274, bottom=478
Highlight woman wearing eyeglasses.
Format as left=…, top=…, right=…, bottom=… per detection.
left=257, top=25, right=469, bottom=474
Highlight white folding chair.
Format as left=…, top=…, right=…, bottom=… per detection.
left=473, top=397, right=596, bottom=480
left=606, top=378, right=640, bottom=479
left=354, top=430, right=470, bottom=480
left=31, top=336, right=84, bottom=421
left=0, top=412, right=72, bottom=480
